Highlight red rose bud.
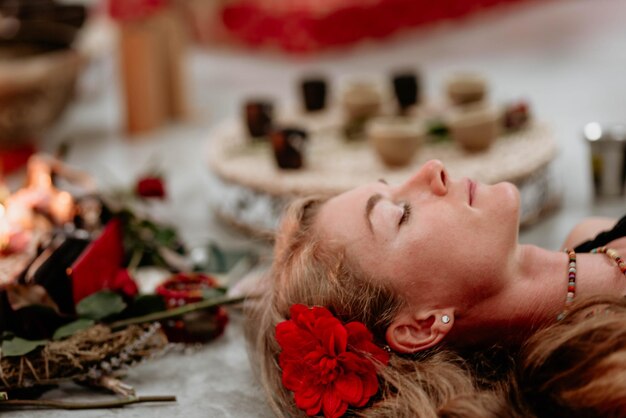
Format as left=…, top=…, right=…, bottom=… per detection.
left=503, top=100, right=530, bottom=131
left=108, top=0, right=167, bottom=22
left=136, top=177, right=166, bottom=199
left=109, top=269, right=139, bottom=299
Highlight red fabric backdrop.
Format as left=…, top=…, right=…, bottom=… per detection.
left=220, top=0, right=530, bottom=53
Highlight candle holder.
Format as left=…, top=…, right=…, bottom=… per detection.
left=300, top=77, right=328, bottom=112
left=156, top=273, right=229, bottom=343
left=270, top=127, right=308, bottom=169
left=392, top=71, right=420, bottom=114
left=584, top=123, right=626, bottom=197
left=244, top=100, right=274, bottom=139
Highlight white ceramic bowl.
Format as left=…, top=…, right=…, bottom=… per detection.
left=367, top=117, right=424, bottom=166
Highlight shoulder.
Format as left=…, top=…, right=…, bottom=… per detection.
left=562, top=217, right=618, bottom=250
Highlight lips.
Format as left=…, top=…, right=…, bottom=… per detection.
left=468, top=179, right=476, bottom=206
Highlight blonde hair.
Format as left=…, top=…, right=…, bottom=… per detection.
left=519, top=296, right=626, bottom=418
left=246, top=196, right=510, bottom=418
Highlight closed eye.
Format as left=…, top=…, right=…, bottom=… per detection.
left=399, top=202, right=411, bottom=226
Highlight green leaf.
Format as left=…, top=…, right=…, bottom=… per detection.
left=1, top=337, right=46, bottom=357
left=76, top=291, right=127, bottom=320
left=123, top=295, right=166, bottom=318
left=154, top=227, right=176, bottom=246
left=52, top=319, right=95, bottom=340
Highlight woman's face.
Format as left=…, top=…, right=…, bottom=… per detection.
left=315, top=160, right=521, bottom=311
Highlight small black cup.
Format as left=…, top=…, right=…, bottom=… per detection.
left=271, top=127, right=308, bottom=169
left=392, top=72, right=420, bottom=113
left=301, top=78, right=328, bottom=112
left=244, top=100, right=273, bottom=139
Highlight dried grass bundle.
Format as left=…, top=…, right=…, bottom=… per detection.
left=0, top=323, right=167, bottom=391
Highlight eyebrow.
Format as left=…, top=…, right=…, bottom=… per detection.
left=365, top=193, right=384, bottom=233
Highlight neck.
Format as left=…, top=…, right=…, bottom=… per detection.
left=451, top=244, right=626, bottom=347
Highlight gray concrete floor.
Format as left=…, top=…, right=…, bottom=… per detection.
left=6, top=0, right=626, bottom=416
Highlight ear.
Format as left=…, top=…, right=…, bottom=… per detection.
left=385, top=309, right=454, bottom=353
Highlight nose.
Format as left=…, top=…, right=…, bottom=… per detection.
left=400, top=159, right=448, bottom=196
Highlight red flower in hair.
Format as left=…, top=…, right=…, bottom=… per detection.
left=276, top=304, right=389, bottom=418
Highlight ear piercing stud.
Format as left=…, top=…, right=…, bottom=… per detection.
left=441, top=315, right=450, bottom=324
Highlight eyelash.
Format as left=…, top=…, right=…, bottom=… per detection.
left=399, top=202, right=411, bottom=226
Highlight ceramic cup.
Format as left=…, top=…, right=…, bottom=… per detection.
left=446, top=73, right=487, bottom=106
left=367, top=117, right=424, bottom=167
left=448, top=104, right=500, bottom=152
left=342, top=82, right=382, bottom=120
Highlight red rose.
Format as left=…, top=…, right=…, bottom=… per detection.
left=108, top=269, right=139, bottom=298
left=276, top=304, right=389, bottom=418
left=136, top=177, right=166, bottom=199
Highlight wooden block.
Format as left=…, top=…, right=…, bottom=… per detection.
left=119, top=19, right=168, bottom=135
left=154, top=9, right=189, bottom=121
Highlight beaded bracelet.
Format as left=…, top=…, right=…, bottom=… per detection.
left=557, top=248, right=577, bottom=321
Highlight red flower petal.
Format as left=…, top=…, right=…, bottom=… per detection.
left=295, top=384, right=323, bottom=414
left=346, top=322, right=389, bottom=365
left=317, top=317, right=347, bottom=357
left=354, top=372, right=379, bottom=408
left=276, top=321, right=317, bottom=356
left=322, top=388, right=348, bottom=418
left=291, top=304, right=334, bottom=334
left=289, top=303, right=310, bottom=320
left=281, top=362, right=305, bottom=392
left=345, top=321, right=371, bottom=341
left=334, top=372, right=364, bottom=405
left=303, top=347, right=325, bottom=365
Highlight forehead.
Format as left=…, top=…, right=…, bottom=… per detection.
left=316, top=182, right=386, bottom=244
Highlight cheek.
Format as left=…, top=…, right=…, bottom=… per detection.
left=392, top=213, right=512, bottom=303
left=491, top=182, right=520, bottom=223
